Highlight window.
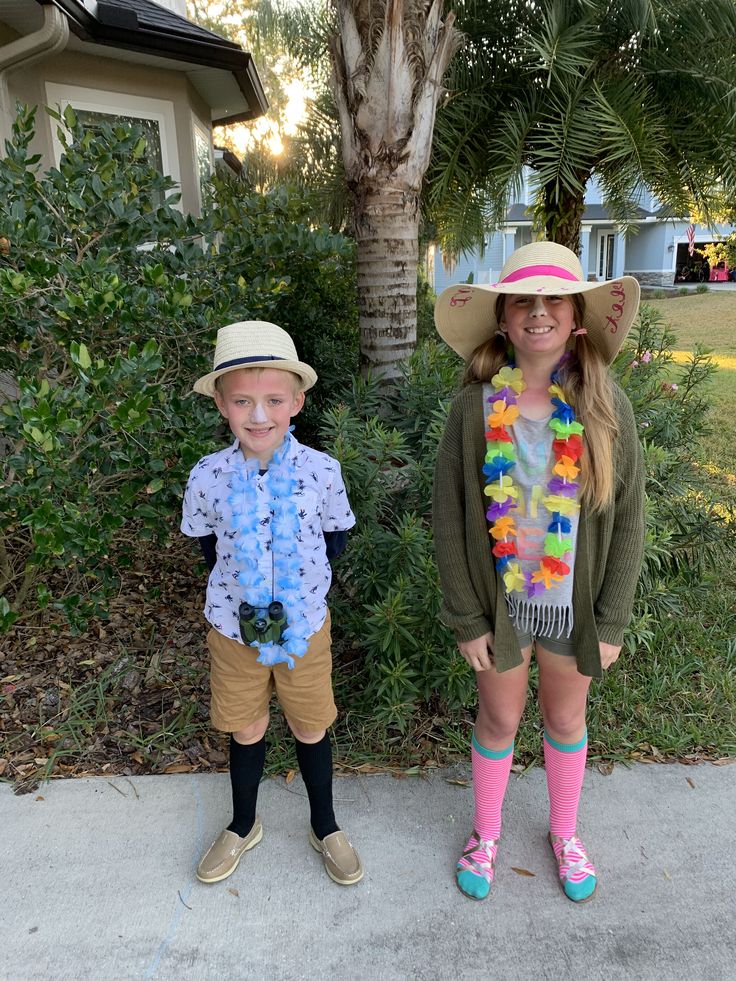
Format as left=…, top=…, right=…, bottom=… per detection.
left=193, top=123, right=213, bottom=208
left=75, top=109, right=164, bottom=174
left=45, top=84, right=181, bottom=206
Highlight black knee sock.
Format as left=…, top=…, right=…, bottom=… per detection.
left=294, top=733, right=339, bottom=840
left=227, top=734, right=265, bottom=838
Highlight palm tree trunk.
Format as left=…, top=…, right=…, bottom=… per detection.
left=353, top=186, right=420, bottom=377
left=330, top=0, right=459, bottom=382
left=541, top=182, right=587, bottom=254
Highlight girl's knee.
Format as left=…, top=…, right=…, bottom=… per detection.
left=232, top=714, right=269, bottom=744
left=541, top=707, right=587, bottom=742
left=475, top=704, right=521, bottom=747
left=288, top=721, right=326, bottom=744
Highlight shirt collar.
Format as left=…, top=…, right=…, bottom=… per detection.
left=219, top=432, right=304, bottom=474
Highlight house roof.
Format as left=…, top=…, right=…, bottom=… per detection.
left=505, top=202, right=654, bottom=224
left=38, top=0, right=267, bottom=124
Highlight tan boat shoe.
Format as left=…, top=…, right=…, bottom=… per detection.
left=196, top=818, right=263, bottom=884
left=308, top=828, right=364, bottom=885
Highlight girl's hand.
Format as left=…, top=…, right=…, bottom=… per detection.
left=599, top=642, right=622, bottom=670
left=458, top=633, right=495, bottom=672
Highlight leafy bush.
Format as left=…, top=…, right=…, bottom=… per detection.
left=323, top=341, right=468, bottom=732
left=0, top=106, right=357, bottom=631
left=613, top=304, right=735, bottom=651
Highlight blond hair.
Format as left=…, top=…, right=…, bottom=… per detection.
left=463, top=295, right=617, bottom=512
left=214, top=365, right=305, bottom=395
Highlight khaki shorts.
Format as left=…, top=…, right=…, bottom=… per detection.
left=207, top=611, right=337, bottom=732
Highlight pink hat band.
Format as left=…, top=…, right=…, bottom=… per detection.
left=500, top=264, right=580, bottom=284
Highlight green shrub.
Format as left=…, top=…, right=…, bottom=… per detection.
left=324, top=341, right=469, bottom=732
left=695, top=283, right=709, bottom=294
left=0, top=106, right=357, bottom=631
left=416, top=272, right=437, bottom=345
left=613, top=304, right=735, bottom=652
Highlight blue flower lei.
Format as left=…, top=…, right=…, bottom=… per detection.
left=227, top=432, right=311, bottom=669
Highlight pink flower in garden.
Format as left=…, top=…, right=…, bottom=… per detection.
left=630, top=359, right=639, bottom=368
left=641, top=350, right=652, bottom=363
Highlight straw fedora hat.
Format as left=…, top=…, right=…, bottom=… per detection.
left=435, top=241, right=640, bottom=365
left=193, top=321, right=317, bottom=397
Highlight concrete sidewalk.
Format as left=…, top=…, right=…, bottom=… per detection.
left=3, top=762, right=735, bottom=981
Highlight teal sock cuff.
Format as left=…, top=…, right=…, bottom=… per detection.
left=544, top=729, right=588, bottom=753
left=472, top=731, right=514, bottom=760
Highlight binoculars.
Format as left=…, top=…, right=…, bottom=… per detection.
left=239, top=601, right=287, bottom=645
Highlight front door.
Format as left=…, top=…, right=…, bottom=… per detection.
left=598, top=233, right=614, bottom=279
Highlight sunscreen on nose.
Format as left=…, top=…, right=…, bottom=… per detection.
left=530, top=296, right=547, bottom=315
left=251, top=401, right=268, bottom=423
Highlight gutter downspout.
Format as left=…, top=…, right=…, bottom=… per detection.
left=0, top=4, right=69, bottom=149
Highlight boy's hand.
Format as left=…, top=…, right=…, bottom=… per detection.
left=599, top=641, right=622, bottom=670
left=458, top=633, right=495, bottom=672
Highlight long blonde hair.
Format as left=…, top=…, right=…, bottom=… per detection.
left=463, top=295, right=617, bottom=512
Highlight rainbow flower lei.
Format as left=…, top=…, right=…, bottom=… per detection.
left=483, top=364, right=584, bottom=598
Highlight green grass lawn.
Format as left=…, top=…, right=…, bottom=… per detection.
left=647, top=292, right=736, bottom=479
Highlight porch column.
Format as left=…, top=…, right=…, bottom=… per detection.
left=613, top=228, right=626, bottom=278
left=579, top=225, right=592, bottom=281
left=503, top=227, right=518, bottom=267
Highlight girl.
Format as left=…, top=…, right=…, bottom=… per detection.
left=433, top=242, right=645, bottom=902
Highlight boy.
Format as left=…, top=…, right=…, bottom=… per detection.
left=181, top=320, right=362, bottom=886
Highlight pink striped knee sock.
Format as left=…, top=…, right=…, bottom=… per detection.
left=543, top=730, right=597, bottom=898
left=456, top=733, right=513, bottom=898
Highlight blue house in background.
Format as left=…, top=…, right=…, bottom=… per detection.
left=429, top=171, right=735, bottom=291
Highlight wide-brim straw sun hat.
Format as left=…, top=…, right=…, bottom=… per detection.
left=193, top=321, right=317, bottom=396
left=435, top=241, right=640, bottom=365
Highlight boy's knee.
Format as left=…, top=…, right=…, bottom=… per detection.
left=232, top=714, right=269, bottom=744
left=288, top=721, right=326, bottom=744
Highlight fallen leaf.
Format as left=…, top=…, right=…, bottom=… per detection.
left=663, top=869, right=672, bottom=880
left=163, top=763, right=194, bottom=774
left=511, top=867, right=536, bottom=877
left=445, top=778, right=470, bottom=786
left=227, top=887, right=239, bottom=897
left=596, top=762, right=614, bottom=776
left=131, top=751, right=144, bottom=764
left=686, top=777, right=695, bottom=789
left=285, top=770, right=297, bottom=784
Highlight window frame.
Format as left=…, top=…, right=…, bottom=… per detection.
left=45, top=82, right=182, bottom=207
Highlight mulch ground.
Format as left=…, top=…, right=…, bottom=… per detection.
left=0, top=557, right=231, bottom=793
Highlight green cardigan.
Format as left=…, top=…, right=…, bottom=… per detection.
left=432, top=382, right=645, bottom=678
